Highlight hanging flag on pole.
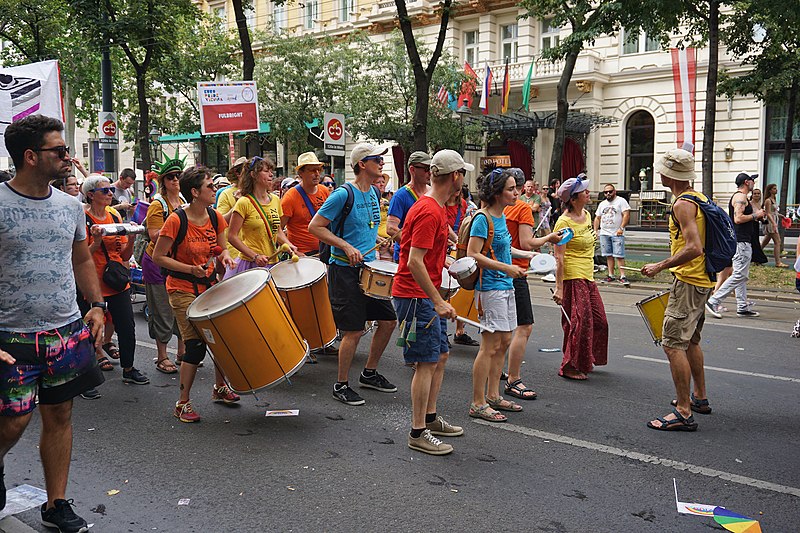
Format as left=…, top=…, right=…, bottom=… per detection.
left=522, top=61, right=535, bottom=111
left=479, top=63, right=493, bottom=115
left=458, top=62, right=478, bottom=108
left=670, top=47, right=697, bottom=151
left=436, top=85, right=449, bottom=106
left=501, top=60, right=511, bottom=113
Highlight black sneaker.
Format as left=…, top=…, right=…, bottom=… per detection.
left=79, top=388, right=101, bottom=400
left=122, top=368, right=150, bottom=385
left=41, top=499, right=88, bottom=533
left=1, top=465, right=5, bottom=511
left=359, top=372, right=397, bottom=393
left=332, top=384, right=365, bottom=406
left=453, top=333, right=479, bottom=346
left=736, top=309, right=760, bottom=317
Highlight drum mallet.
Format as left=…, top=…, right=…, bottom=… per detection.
left=456, top=316, right=495, bottom=334
left=263, top=242, right=292, bottom=263
left=548, top=288, right=572, bottom=325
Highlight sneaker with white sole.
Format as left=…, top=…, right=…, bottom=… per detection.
left=174, top=400, right=201, bottom=423
left=212, top=384, right=240, bottom=404
left=736, top=309, right=760, bottom=317
left=408, top=429, right=453, bottom=455
left=705, top=302, right=723, bottom=319
left=40, top=499, right=88, bottom=533
left=426, top=415, right=464, bottom=437
left=358, top=371, right=397, bottom=392
left=332, top=383, right=365, bottom=406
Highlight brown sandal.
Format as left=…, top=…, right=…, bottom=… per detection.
left=155, top=359, right=178, bottom=374
left=97, top=356, right=113, bottom=371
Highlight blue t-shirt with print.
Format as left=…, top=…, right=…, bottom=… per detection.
left=470, top=212, right=513, bottom=291
left=388, top=186, right=418, bottom=261
left=317, top=183, right=381, bottom=266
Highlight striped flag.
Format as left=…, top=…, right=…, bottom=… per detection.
left=479, top=63, right=493, bottom=115
left=670, top=47, right=697, bottom=151
left=521, top=61, right=534, bottom=111
left=500, top=60, right=510, bottom=113
left=436, top=84, right=449, bottom=106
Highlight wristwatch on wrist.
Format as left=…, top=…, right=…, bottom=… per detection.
left=91, top=301, right=108, bottom=311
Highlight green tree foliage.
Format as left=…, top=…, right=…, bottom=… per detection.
left=720, top=0, right=800, bottom=211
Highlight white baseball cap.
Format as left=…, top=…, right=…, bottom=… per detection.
left=430, top=150, right=474, bottom=176
left=350, top=143, right=388, bottom=168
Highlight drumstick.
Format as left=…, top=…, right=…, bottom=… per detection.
left=534, top=206, right=551, bottom=233
left=456, top=315, right=494, bottom=333
left=363, top=233, right=397, bottom=258
left=548, top=288, right=571, bottom=325
left=619, top=266, right=640, bottom=272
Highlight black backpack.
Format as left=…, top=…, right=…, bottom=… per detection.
left=162, top=206, right=220, bottom=293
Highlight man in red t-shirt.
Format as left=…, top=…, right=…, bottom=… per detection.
left=502, top=168, right=563, bottom=402
left=392, top=149, right=470, bottom=456
left=280, top=152, right=329, bottom=255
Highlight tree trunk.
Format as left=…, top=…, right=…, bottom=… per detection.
left=701, top=0, right=720, bottom=196
left=136, top=69, right=152, bottom=171
left=548, top=50, right=579, bottom=183
left=779, top=79, right=798, bottom=215
left=232, top=0, right=255, bottom=81
left=412, top=76, right=431, bottom=152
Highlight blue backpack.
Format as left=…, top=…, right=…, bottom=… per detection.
left=671, top=194, right=737, bottom=281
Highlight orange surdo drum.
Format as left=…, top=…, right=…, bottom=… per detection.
left=270, top=257, right=337, bottom=352
left=186, top=269, right=309, bottom=393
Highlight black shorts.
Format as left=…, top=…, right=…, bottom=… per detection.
left=328, top=263, right=396, bottom=331
left=513, top=278, right=534, bottom=326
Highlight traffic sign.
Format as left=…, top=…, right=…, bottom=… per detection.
left=323, top=112, right=345, bottom=157
left=98, top=111, right=118, bottom=150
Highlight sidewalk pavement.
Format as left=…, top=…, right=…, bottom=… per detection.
left=0, top=517, right=36, bottom=533
left=626, top=228, right=798, bottom=249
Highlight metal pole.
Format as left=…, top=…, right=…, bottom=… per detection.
left=101, top=15, right=116, bottom=178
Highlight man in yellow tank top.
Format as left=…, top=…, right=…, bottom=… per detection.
left=641, top=148, right=713, bottom=432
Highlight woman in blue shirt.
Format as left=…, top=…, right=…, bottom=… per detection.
left=467, top=168, right=528, bottom=422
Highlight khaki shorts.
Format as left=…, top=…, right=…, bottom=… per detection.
left=662, top=277, right=711, bottom=350
left=168, top=290, right=201, bottom=343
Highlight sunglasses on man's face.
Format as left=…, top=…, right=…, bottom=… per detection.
left=603, top=190, right=615, bottom=195
left=362, top=156, right=384, bottom=164
left=36, top=145, right=70, bottom=159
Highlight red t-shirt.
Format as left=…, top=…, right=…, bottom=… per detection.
left=446, top=199, right=467, bottom=231
left=159, top=209, right=227, bottom=294
left=504, top=199, right=535, bottom=268
left=392, top=195, right=448, bottom=299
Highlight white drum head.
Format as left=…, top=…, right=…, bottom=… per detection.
left=270, top=257, right=326, bottom=289
left=187, top=268, right=270, bottom=320
left=441, top=267, right=459, bottom=291
left=449, top=257, right=476, bottom=277
left=364, top=260, right=398, bottom=274
left=529, top=254, right=556, bottom=274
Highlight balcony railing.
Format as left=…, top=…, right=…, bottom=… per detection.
left=473, top=50, right=603, bottom=84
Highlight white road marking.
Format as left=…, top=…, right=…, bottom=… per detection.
left=137, top=340, right=178, bottom=355
left=624, top=355, right=800, bottom=383
left=474, top=419, right=800, bottom=498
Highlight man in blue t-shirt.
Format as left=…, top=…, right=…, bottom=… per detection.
left=309, top=143, right=398, bottom=407
left=387, top=151, right=431, bottom=261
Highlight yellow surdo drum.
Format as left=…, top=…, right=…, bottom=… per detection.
left=187, top=268, right=309, bottom=393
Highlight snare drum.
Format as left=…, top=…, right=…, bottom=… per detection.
left=270, top=257, right=337, bottom=352
left=360, top=260, right=398, bottom=300
left=529, top=253, right=556, bottom=274
left=187, top=269, right=309, bottom=393
left=635, top=291, right=669, bottom=345
left=440, top=267, right=460, bottom=300
left=449, top=257, right=478, bottom=290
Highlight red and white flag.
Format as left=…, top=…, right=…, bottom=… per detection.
left=670, top=48, right=697, bottom=151
left=436, top=85, right=449, bottom=106
left=479, top=63, right=493, bottom=116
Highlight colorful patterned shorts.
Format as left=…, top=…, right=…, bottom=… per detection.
left=0, top=319, right=104, bottom=416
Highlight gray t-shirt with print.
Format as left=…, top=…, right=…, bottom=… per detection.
left=0, top=183, right=87, bottom=332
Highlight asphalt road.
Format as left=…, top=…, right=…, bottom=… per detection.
left=3, top=282, right=799, bottom=532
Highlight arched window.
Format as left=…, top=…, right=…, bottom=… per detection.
left=625, top=110, right=655, bottom=192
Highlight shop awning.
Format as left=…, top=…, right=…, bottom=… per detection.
left=468, top=110, right=615, bottom=135
left=159, top=122, right=271, bottom=144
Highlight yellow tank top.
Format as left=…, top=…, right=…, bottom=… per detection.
left=669, top=191, right=715, bottom=288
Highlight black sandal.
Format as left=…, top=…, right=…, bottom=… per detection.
left=97, top=356, right=114, bottom=371
left=504, top=379, right=537, bottom=400
left=102, top=342, right=120, bottom=359
left=670, top=393, right=711, bottom=414
left=647, top=407, right=698, bottom=431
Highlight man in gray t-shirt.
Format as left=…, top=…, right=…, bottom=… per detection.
left=111, top=167, right=136, bottom=220
left=0, top=115, right=104, bottom=529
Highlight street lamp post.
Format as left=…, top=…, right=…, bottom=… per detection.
left=149, top=128, right=162, bottom=166
left=455, top=104, right=471, bottom=155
